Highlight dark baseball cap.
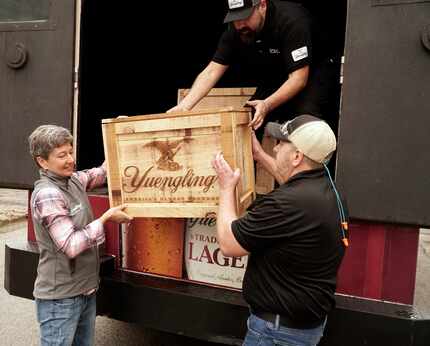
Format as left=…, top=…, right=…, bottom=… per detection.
left=224, top=0, right=261, bottom=23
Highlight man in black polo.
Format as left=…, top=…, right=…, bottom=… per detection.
left=168, top=0, right=337, bottom=137
left=212, top=114, right=347, bottom=346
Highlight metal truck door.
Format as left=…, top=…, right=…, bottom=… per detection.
left=336, top=0, right=430, bottom=226
left=0, top=0, right=76, bottom=188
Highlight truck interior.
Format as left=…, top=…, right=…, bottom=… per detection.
left=76, top=0, right=348, bottom=170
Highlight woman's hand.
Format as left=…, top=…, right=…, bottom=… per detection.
left=100, top=204, right=133, bottom=224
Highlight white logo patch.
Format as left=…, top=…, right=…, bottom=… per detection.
left=269, top=48, right=280, bottom=54
left=291, top=46, right=308, bottom=62
left=228, top=0, right=244, bottom=9
left=69, top=203, right=83, bottom=216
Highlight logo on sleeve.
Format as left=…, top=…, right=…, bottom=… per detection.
left=69, top=203, right=83, bottom=216
left=228, top=0, right=245, bottom=9
left=291, top=46, right=308, bottom=62
left=269, top=48, right=280, bottom=54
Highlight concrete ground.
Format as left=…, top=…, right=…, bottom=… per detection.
left=1, top=188, right=430, bottom=345
left=0, top=188, right=27, bottom=227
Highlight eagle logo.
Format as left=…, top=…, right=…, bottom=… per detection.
left=143, top=138, right=194, bottom=171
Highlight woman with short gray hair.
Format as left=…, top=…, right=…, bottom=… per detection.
left=28, top=124, right=132, bottom=346
left=28, top=124, right=73, bottom=164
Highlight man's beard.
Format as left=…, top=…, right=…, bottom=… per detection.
left=238, top=29, right=256, bottom=45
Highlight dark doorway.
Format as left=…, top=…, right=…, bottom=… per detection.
left=77, top=0, right=347, bottom=170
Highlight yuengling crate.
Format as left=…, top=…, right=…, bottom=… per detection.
left=102, top=107, right=255, bottom=218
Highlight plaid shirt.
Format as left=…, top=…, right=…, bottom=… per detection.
left=32, top=166, right=107, bottom=259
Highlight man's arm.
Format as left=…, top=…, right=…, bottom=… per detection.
left=251, top=132, right=284, bottom=184
left=167, top=61, right=229, bottom=113
left=212, top=152, right=249, bottom=257
left=248, top=65, right=309, bottom=129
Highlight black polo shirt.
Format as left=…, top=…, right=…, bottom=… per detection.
left=215, top=1, right=328, bottom=91
left=231, top=169, right=346, bottom=328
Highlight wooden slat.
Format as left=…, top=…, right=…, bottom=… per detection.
left=114, top=113, right=222, bottom=135
left=239, top=192, right=254, bottom=215
left=235, top=112, right=252, bottom=125
left=220, top=111, right=238, bottom=214
left=231, top=112, right=242, bottom=209
left=110, top=112, right=249, bottom=136
left=102, top=123, right=123, bottom=206
left=102, top=107, right=248, bottom=124
left=239, top=190, right=254, bottom=204
left=220, top=112, right=235, bottom=169
left=117, top=126, right=219, bottom=142
left=221, top=113, right=243, bottom=212
left=242, top=121, right=256, bottom=211
left=125, top=204, right=218, bottom=218
left=255, top=135, right=276, bottom=195
left=178, top=87, right=256, bottom=111
left=179, top=87, right=256, bottom=99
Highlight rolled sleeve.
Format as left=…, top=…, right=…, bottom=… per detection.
left=75, top=166, right=107, bottom=191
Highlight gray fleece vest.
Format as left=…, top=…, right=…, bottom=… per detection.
left=32, top=170, right=100, bottom=300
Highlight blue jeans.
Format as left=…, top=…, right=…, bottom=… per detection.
left=243, top=313, right=327, bottom=346
left=36, top=293, right=96, bottom=346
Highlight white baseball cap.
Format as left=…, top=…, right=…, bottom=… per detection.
left=265, top=115, right=337, bottom=164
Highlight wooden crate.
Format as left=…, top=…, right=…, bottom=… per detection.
left=102, top=107, right=255, bottom=218
left=179, top=87, right=275, bottom=195
left=178, top=87, right=256, bottom=110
